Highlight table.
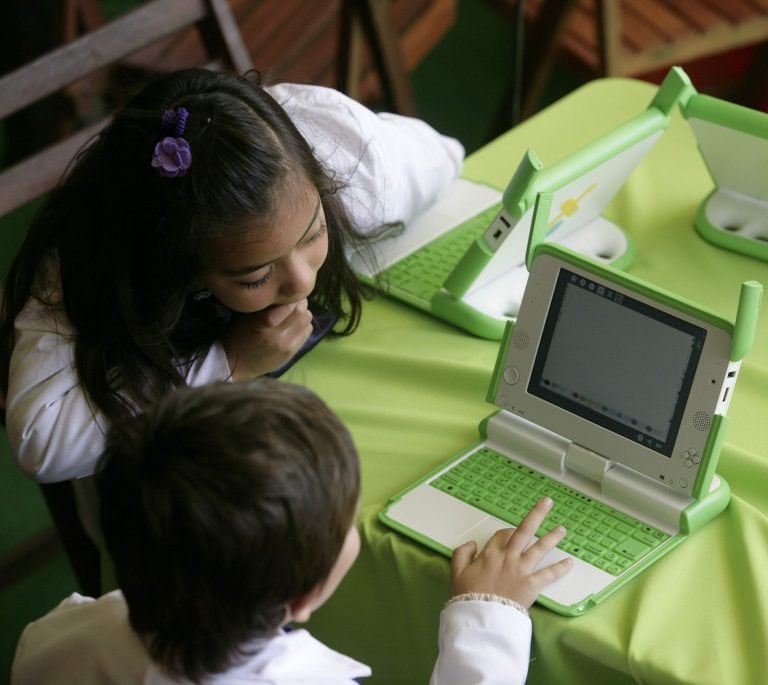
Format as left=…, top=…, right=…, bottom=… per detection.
left=283, top=77, right=768, bottom=684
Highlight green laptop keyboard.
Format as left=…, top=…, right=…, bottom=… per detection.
left=382, top=203, right=502, bottom=302
left=430, top=448, right=671, bottom=576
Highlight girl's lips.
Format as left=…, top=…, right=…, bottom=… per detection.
left=261, top=302, right=295, bottom=314
left=262, top=297, right=308, bottom=312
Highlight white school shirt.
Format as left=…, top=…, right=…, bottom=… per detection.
left=6, top=83, right=464, bottom=484
left=11, top=592, right=532, bottom=685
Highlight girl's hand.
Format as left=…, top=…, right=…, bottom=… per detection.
left=224, top=299, right=313, bottom=379
left=450, top=497, right=573, bottom=609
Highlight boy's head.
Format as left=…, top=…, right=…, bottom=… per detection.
left=97, top=378, right=361, bottom=680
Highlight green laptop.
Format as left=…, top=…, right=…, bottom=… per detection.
left=351, top=67, right=694, bottom=339
left=681, top=89, right=768, bottom=262
left=379, top=190, right=762, bottom=615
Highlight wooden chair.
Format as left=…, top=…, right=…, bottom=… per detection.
left=487, top=0, right=768, bottom=123
left=0, top=0, right=254, bottom=597
left=338, top=0, right=417, bottom=115
left=61, top=0, right=454, bottom=118
left=0, top=0, right=252, bottom=219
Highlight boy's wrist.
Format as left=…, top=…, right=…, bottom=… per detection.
left=445, top=592, right=529, bottom=617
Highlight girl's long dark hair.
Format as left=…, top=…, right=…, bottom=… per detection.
left=0, top=68, right=368, bottom=422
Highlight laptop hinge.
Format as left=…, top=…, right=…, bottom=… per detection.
left=564, top=443, right=691, bottom=528
left=564, top=442, right=613, bottom=483
left=487, top=413, right=692, bottom=530
left=601, top=461, right=693, bottom=529
left=486, top=411, right=568, bottom=474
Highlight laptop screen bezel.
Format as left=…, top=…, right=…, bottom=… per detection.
left=492, top=250, right=734, bottom=495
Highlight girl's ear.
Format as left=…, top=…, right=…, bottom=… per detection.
left=286, top=583, right=324, bottom=624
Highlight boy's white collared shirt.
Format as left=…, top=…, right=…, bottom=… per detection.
left=430, top=599, right=533, bottom=685
left=183, top=630, right=371, bottom=685
left=11, top=591, right=371, bottom=685
left=12, top=591, right=533, bottom=685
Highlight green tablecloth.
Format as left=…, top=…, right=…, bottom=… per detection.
left=283, top=77, right=768, bottom=684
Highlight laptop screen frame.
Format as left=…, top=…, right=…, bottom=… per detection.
left=491, top=247, right=735, bottom=496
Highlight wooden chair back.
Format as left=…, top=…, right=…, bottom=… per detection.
left=486, top=0, right=768, bottom=123
left=0, top=0, right=252, bottom=222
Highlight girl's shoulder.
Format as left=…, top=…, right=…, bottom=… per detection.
left=265, top=82, right=365, bottom=117
left=265, top=82, right=464, bottom=230
left=265, top=82, right=381, bottom=148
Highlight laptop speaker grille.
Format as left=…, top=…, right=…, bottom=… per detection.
left=692, top=410, right=711, bottom=432
left=512, top=329, right=529, bottom=350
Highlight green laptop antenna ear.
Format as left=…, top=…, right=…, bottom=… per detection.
left=504, top=148, right=543, bottom=215
left=526, top=191, right=553, bottom=271
left=651, top=66, right=696, bottom=115
left=730, top=280, right=763, bottom=361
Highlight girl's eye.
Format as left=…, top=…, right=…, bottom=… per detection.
left=305, top=222, right=327, bottom=244
left=239, top=267, right=274, bottom=290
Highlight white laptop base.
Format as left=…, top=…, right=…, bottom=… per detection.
left=381, top=410, right=726, bottom=613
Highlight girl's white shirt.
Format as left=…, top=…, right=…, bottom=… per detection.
left=6, top=83, right=464, bottom=484
left=11, top=592, right=532, bottom=685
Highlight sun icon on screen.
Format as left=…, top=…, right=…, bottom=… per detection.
left=547, top=182, right=598, bottom=233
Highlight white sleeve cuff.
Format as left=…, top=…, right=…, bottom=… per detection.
left=431, top=600, right=533, bottom=685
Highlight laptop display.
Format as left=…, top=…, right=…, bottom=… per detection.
left=529, top=267, right=705, bottom=458
left=492, top=248, right=737, bottom=497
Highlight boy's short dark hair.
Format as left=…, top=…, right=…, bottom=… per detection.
left=96, top=378, right=360, bottom=681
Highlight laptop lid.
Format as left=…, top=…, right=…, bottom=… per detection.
left=682, top=93, right=768, bottom=261
left=430, top=67, right=695, bottom=337
left=489, top=236, right=761, bottom=500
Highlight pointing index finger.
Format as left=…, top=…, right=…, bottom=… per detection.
left=507, top=497, right=552, bottom=552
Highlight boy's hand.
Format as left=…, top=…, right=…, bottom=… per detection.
left=450, top=497, right=573, bottom=609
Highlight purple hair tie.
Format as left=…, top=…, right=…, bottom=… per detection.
left=151, top=107, right=192, bottom=178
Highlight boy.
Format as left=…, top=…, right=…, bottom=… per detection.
left=12, top=379, right=572, bottom=684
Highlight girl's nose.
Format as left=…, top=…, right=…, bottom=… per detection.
left=279, top=255, right=317, bottom=300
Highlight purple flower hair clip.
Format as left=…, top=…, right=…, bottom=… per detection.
left=151, top=107, right=192, bottom=178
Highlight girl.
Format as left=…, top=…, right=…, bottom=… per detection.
left=1, top=68, right=463, bottom=485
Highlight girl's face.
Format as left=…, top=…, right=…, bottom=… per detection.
left=203, top=185, right=328, bottom=314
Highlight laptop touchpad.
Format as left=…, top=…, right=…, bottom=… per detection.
left=452, top=516, right=508, bottom=551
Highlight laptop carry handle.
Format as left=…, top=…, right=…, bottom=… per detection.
left=731, top=280, right=763, bottom=362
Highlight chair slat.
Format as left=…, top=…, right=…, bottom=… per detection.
left=664, top=1, right=730, bottom=32
left=0, top=0, right=210, bottom=120
left=0, top=123, right=104, bottom=218
left=623, top=0, right=696, bottom=41
left=713, top=0, right=768, bottom=23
